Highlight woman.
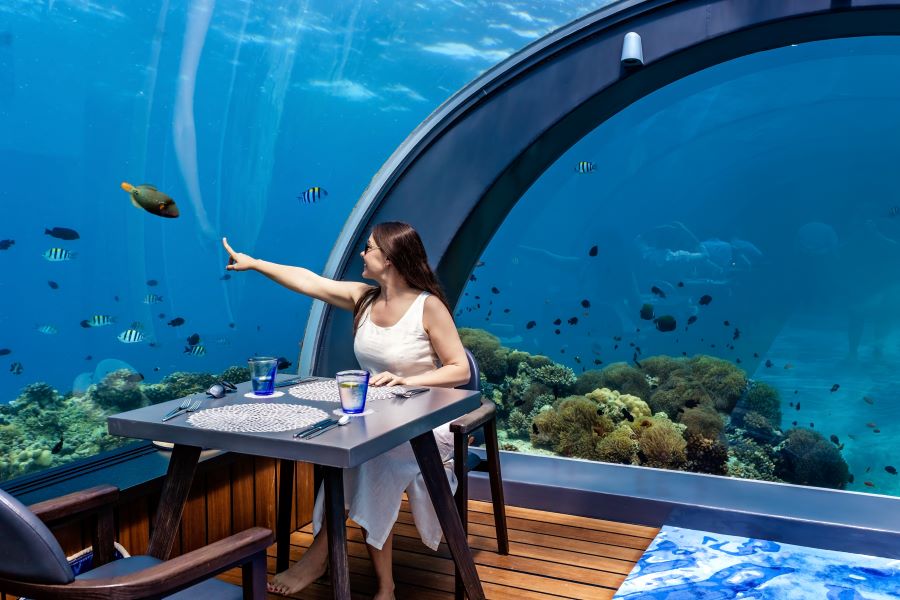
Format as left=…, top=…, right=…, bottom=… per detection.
left=222, top=221, right=470, bottom=599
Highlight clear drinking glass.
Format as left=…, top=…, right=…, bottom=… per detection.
left=248, top=357, right=278, bottom=396
left=336, top=370, right=369, bottom=414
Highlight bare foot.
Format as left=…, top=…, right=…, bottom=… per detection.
left=267, top=559, right=327, bottom=596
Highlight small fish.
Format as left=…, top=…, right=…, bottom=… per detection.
left=866, top=422, right=877, bottom=428
left=885, top=466, right=897, bottom=475
left=85, top=355, right=92, bottom=360
left=723, top=320, right=730, bottom=327
left=228, top=322, right=235, bottom=328
left=81, top=315, right=115, bottom=328
left=792, top=421, right=797, bottom=426
left=468, top=274, right=477, bottom=282
left=37, top=325, right=58, bottom=335
left=121, top=182, right=180, bottom=218
left=491, top=286, right=500, bottom=294
left=184, top=345, right=206, bottom=356
left=847, top=434, right=857, bottom=440
left=677, top=281, right=684, bottom=287
left=874, top=428, right=881, bottom=433
left=45, top=227, right=80, bottom=240
left=620, top=407, right=635, bottom=422
left=754, top=352, right=759, bottom=358
left=9, top=361, right=23, bottom=374
left=698, top=294, right=712, bottom=306
left=640, top=304, right=655, bottom=320
left=654, top=315, right=677, bottom=332
left=143, top=294, right=163, bottom=304
left=0, top=239, right=14, bottom=250
left=526, top=320, right=536, bottom=329
left=276, top=357, right=292, bottom=370
left=863, top=396, right=874, bottom=405
left=567, top=317, right=578, bottom=325
left=830, top=384, right=840, bottom=393
left=830, top=434, right=840, bottom=446
left=43, top=247, right=76, bottom=261
left=864, top=481, right=875, bottom=488
left=0, top=348, right=9, bottom=356
left=686, top=315, right=697, bottom=325
left=298, top=186, right=327, bottom=203
left=796, top=403, right=801, bottom=411
left=588, top=245, right=598, bottom=257
left=553, top=318, right=562, bottom=326
left=47, top=280, right=59, bottom=289
left=114, top=295, right=119, bottom=302
left=147, top=279, right=158, bottom=286
left=784, top=363, right=794, bottom=370
left=167, top=317, right=185, bottom=327
left=735, top=358, right=742, bottom=364
left=51, top=437, right=63, bottom=454
left=650, top=286, right=666, bottom=299
left=889, top=206, right=900, bottom=217
left=220, top=273, right=231, bottom=281
left=765, top=359, right=774, bottom=368
left=503, top=308, right=510, bottom=313
left=581, top=299, right=590, bottom=309
left=117, top=329, right=145, bottom=343
left=574, top=356, right=581, bottom=364
left=575, top=161, right=596, bottom=174
left=732, top=328, right=740, bottom=340
left=810, top=422, right=815, bottom=428
left=554, top=329, right=561, bottom=335
left=158, top=313, right=165, bottom=319
left=186, top=333, right=201, bottom=346
left=124, top=372, right=144, bottom=383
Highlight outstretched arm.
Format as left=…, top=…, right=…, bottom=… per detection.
left=222, top=237, right=372, bottom=311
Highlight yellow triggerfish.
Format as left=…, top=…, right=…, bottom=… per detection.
left=121, top=182, right=180, bottom=218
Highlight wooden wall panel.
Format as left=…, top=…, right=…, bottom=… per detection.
left=180, top=475, right=208, bottom=553
left=232, top=455, right=256, bottom=533
left=254, top=457, right=277, bottom=531
left=296, top=461, right=314, bottom=529
left=118, top=496, right=150, bottom=556
left=206, top=466, right=233, bottom=542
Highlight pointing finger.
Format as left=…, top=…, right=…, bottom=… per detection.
left=222, top=237, right=236, bottom=257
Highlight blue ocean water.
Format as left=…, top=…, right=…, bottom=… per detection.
left=613, top=525, right=900, bottom=598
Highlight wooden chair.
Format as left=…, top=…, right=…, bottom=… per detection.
left=450, top=348, right=509, bottom=599
left=0, top=484, right=272, bottom=599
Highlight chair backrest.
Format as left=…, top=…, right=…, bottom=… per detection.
left=458, top=348, right=481, bottom=392
left=0, top=488, right=74, bottom=584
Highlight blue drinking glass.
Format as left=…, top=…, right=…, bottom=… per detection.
left=248, top=357, right=278, bottom=396
left=336, top=370, right=369, bottom=414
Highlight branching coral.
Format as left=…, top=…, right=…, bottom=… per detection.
left=506, top=408, right=531, bottom=439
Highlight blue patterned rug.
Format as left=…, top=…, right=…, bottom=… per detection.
left=612, top=525, right=900, bottom=599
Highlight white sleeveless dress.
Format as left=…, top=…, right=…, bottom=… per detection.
left=310, top=291, right=458, bottom=551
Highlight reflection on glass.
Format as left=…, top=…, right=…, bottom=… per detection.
left=456, top=37, right=900, bottom=498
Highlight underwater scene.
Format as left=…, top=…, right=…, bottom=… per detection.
left=1, top=1, right=898, bottom=505
left=0, top=0, right=609, bottom=483
left=455, top=36, right=900, bottom=499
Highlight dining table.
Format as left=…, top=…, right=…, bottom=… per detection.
left=106, top=375, right=486, bottom=599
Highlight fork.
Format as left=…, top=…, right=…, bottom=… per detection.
left=161, top=397, right=193, bottom=420
left=162, top=398, right=202, bottom=422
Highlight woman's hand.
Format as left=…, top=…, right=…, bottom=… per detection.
left=369, top=371, right=406, bottom=387
left=222, top=237, right=258, bottom=271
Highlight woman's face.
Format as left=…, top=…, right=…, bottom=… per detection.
left=360, top=235, right=387, bottom=279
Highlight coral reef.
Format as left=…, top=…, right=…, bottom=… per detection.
left=586, top=387, right=652, bottom=422
left=649, top=374, right=714, bottom=420
left=734, top=381, right=782, bottom=429
left=687, top=355, right=747, bottom=413
left=632, top=413, right=688, bottom=469
left=726, top=434, right=780, bottom=482
left=458, top=328, right=509, bottom=382
left=88, top=370, right=148, bottom=412
left=592, top=363, right=652, bottom=400
left=774, top=428, right=850, bottom=490
left=678, top=406, right=725, bottom=440
left=530, top=396, right=613, bottom=459
left=596, top=424, right=640, bottom=465
left=639, top=355, right=686, bottom=382
left=685, top=434, right=729, bottom=475
left=506, top=408, right=531, bottom=439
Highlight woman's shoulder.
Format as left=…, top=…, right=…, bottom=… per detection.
left=349, top=282, right=378, bottom=305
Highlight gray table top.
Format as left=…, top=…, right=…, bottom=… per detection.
left=107, top=376, right=481, bottom=468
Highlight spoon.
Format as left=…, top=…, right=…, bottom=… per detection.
left=304, top=415, right=350, bottom=439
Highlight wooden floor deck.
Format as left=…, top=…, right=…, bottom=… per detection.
left=222, top=499, right=659, bottom=599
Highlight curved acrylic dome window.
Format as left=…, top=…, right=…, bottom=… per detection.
left=457, top=35, right=900, bottom=498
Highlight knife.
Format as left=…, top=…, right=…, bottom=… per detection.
left=293, top=418, right=336, bottom=438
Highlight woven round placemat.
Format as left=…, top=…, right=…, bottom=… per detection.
left=186, top=403, right=330, bottom=433
left=287, top=379, right=399, bottom=403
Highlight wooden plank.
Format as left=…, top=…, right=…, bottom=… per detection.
left=179, top=472, right=207, bottom=554
left=206, top=462, right=233, bottom=542
left=254, top=457, right=277, bottom=531
left=118, top=496, right=150, bottom=556
left=51, top=521, right=84, bottom=557
left=295, top=461, right=315, bottom=528
left=468, top=500, right=659, bottom=539
left=147, top=444, right=201, bottom=560
left=231, top=454, right=256, bottom=533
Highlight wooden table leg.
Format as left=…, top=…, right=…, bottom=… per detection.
left=322, top=466, right=350, bottom=600
left=147, top=444, right=202, bottom=560
left=276, top=459, right=295, bottom=573
left=410, top=432, right=485, bottom=600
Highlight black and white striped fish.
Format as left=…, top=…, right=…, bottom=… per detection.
left=575, top=161, right=596, bottom=174
left=43, top=248, right=76, bottom=261
left=298, top=186, right=328, bottom=203
left=143, top=294, right=163, bottom=304
left=117, top=329, right=145, bottom=343
left=183, top=345, right=206, bottom=356
left=9, top=361, right=23, bottom=375
left=80, top=315, right=115, bottom=328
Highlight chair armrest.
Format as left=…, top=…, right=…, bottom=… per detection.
left=450, top=396, right=495, bottom=435
left=29, top=484, right=119, bottom=524
left=0, top=527, right=274, bottom=600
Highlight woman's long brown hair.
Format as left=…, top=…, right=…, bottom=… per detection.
left=352, top=222, right=452, bottom=333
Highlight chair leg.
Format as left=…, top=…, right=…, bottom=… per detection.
left=276, top=459, right=295, bottom=573
left=484, top=418, right=509, bottom=554
left=242, top=551, right=267, bottom=599
left=453, top=431, right=468, bottom=600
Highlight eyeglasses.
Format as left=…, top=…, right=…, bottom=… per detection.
left=206, top=380, right=237, bottom=399
left=363, top=241, right=380, bottom=255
